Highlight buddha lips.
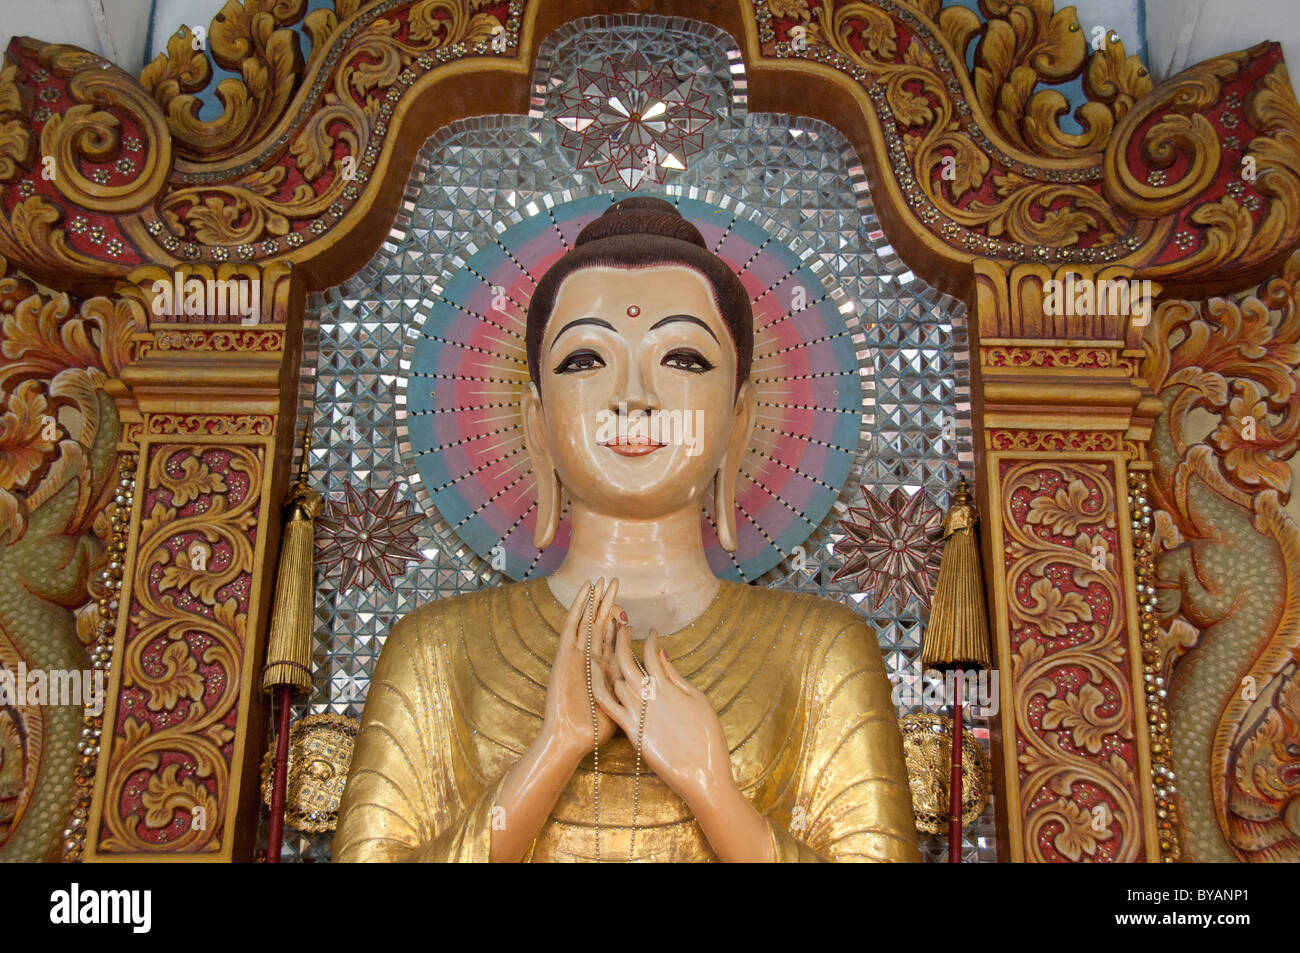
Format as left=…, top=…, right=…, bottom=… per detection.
left=594, top=403, right=705, bottom=457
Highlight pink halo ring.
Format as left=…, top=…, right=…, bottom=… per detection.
left=397, top=191, right=869, bottom=582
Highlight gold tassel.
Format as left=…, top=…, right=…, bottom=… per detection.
left=922, top=476, right=992, bottom=671
left=262, top=431, right=322, bottom=694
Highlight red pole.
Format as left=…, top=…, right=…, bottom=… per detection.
left=266, top=684, right=293, bottom=863
left=948, top=666, right=963, bottom=863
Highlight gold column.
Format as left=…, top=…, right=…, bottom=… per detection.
left=973, top=259, right=1163, bottom=862
left=84, top=262, right=301, bottom=861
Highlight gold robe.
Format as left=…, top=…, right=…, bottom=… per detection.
left=333, top=578, right=919, bottom=862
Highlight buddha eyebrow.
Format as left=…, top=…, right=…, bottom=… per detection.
left=549, top=317, right=617, bottom=351
left=648, top=314, right=719, bottom=343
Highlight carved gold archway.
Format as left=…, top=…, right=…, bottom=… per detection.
left=1, top=0, right=1296, bottom=862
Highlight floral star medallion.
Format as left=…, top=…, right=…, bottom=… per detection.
left=315, top=483, right=424, bottom=593
left=832, top=485, right=943, bottom=611
left=555, top=49, right=714, bottom=189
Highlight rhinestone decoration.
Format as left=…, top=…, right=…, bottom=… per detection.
left=315, top=483, right=425, bottom=593
left=555, top=49, right=714, bottom=188
left=833, top=486, right=943, bottom=611
left=62, top=454, right=134, bottom=861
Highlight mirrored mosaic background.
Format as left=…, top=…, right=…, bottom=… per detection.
left=261, top=14, right=995, bottom=863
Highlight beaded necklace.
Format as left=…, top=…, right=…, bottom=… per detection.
left=582, top=583, right=650, bottom=862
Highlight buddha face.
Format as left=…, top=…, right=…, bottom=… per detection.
left=522, top=265, right=755, bottom=521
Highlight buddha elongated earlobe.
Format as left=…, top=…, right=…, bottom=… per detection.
left=521, top=383, right=561, bottom=549
left=714, top=465, right=739, bottom=552
left=534, top=463, right=562, bottom=549
left=714, top=382, right=757, bottom=553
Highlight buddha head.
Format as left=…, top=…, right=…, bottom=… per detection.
left=522, top=197, right=757, bottom=551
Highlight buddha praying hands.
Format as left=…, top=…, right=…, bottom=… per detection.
left=333, top=197, right=920, bottom=862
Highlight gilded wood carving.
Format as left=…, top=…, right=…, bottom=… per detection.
left=0, top=0, right=1296, bottom=862
left=1145, top=250, right=1300, bottom=862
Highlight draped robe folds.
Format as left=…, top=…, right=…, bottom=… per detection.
left=333, top=578, right=920, bottom=862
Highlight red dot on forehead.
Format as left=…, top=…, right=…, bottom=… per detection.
left=626, top=305, right=640, bottom=317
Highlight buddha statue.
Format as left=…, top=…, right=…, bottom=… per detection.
left=333, top=197, right=919, bottom=862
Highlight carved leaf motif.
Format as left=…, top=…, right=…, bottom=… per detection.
left=1086, top=36, right=1153, bottom=117
left=1210, top=380, right=1291, bottom=494
left=1043, top=682, right=1110, bottom=753
left=1051, top=798, right=1113, bottom=861
left=182, top=196, right=248, bottom=246
left=139, top=1, right=307, bottom=161
left=141, top=763, right=215, bottom=830
left=856, top=5, right=898, bottom=60
left=768, top=0, right=811, bottom=19
left=144, top=640, right=204, bottom=712
left=348, top=40, right=403, bottom=94
left=1018, top=637, right=1045, bottom=665
left=8, top=196, right=110, bottom=276
left=138, top=502, right=175, bottom=548
left=303, top=9, right=341, bottom=53
left=210, top=0, right=305, bottom=71
left=898, top=38, right=931, bottom=71
left=1191, top=196, right=1254, bottom=264
left=240, top=165, right=288, bottom=199
left=120, top=715, right=154, bottom=754
left=1025, top=479, right=1096, bottom=536
left=0, top=118, right=30, bottom=182
left=937, top=132, right=990, bottom=200
left=159, top=536, right=229, bottom=604
left=3, top=293, right=93, bottom=375
left=1034, top=204, right=1102, bottom=245
left=157, top=455, right=226, bottom=507
left=1248, top=67, right=1300, bottom=238
left=290, top=98, right=346, bottom=181
left=0, top=60, right=22, bottom=113
left=937, top=5, right=982, bottom=59
left=1018, top=742, right=1054, bottom=776
left=213, top=596, right=246, bottom=642
left=140, top=28, right=212, bottom=101
left=0, top=380, right=54, bottom=491
left=1025, top=577, right=1093, bottom=637
left=892, top=88, right=934, bottom=127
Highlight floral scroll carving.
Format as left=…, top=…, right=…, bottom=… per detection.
left=1105, top=52, right=1300, bottom=279
left=1000, top=460, right=1143, bottom=862
left=0, top=41, right=172, bottom=282
left=153, top=0, right=507, bottom=258
left=760, top=0, right=1300, bottom=289
left=96, top=444, right=261, bottom=854
left=0, top=0, right=1294, bottom=298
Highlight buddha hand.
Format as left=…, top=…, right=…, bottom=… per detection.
left=594, top=624, right=734, bottom=810
left=542, top=577, right=621, bottom=760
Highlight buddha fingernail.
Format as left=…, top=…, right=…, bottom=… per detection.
left=619, top=610, right=628, bottom=622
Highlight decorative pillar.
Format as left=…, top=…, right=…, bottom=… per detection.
left=973, top=259, right=1165, bottom=862
left=81, top=262, right=300, bottom=861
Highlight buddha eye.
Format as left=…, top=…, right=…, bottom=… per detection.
left=662, top=348, right=714, bottom=373
left=554, top=349, right=605, bottom=374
